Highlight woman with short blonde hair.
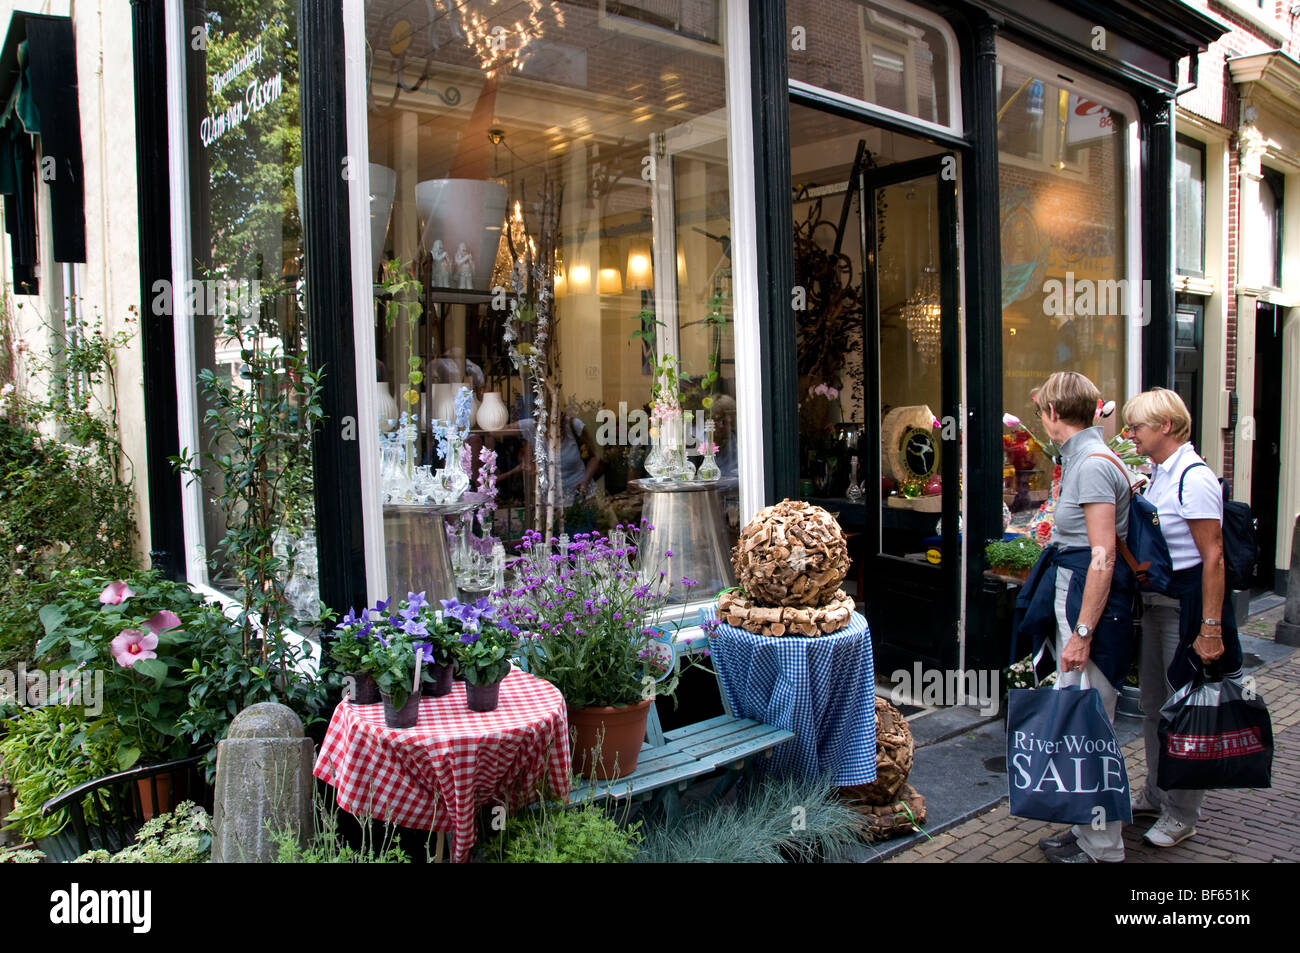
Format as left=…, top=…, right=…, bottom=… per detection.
left=1032, top=371, right=1102, bottom=429
left=1122, top=387, right=1192, bottom=443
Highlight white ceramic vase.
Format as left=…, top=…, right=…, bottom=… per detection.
left=293, top=163, right=395, bottom=274
left=476, top=391, right=508, bottom=431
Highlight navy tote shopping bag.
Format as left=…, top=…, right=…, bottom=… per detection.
left=1006, top=687, right=1134, bottom=826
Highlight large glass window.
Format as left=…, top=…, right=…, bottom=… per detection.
left=360, top=0, right=739, bottom=606
left=996, top=45, right=1131, bottom=521
left=183, top=1, right=315, bottom=614
left=1256, top=167, right=1284, bottom=289
left=1175, top=135, right=1205, bottom=277
left=786, top=0, right=958, bottom=131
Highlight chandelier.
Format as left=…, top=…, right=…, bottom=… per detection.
left=902, top=266, right=942, bottom=364
left=457, top=1, right=565, bottom=77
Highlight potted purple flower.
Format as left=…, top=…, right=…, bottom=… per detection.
left=443, top=597, right=516, bottom=712
left=500, top=523, right=684, bottom=780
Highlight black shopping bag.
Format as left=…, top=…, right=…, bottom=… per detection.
left=1006, top=687, right=1133, bottom=826
left=1157, top=669, right=1273, bottom=790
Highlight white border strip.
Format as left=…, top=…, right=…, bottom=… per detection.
left=724, top=0, right=764, bottom=524
left=342, top=0, right=388, bottom=602
left=164, top=0, right=206, bottom=586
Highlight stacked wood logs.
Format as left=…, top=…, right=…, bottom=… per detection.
left=731, top=499, right=850, bottom=605
left=839, top=698, right=926, bottom=840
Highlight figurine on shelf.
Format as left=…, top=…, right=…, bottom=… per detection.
left=431, top=239, right=452, bottom=288
left=454, top=242, right=475, bottom=289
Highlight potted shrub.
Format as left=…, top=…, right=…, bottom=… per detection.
left=502, top=523, right=684, bottom=780
left=361, top=632, right=422, bottom=730
left=442, top=598, right=516, bottom=712
left=984, top=537, right=1043, bottom=582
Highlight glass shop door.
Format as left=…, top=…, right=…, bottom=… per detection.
left=858, top=155, right=961, bottom=671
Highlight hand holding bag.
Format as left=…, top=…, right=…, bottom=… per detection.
left=1006, top=686, right=1133, bottom=826
left=1157, top=666, right=1273, bottom=790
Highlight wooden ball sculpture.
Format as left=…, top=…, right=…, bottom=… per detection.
left=731, top=499, right=850, bottom=607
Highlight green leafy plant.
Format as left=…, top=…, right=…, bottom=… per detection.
left=377, top=258, right=425, bottom=413
left=486, top=802, right=642, bottom=863
left=984, top=537, right=1043, bottom=574
left=171, top=315, right=326, bottom=705
left=1005, top=655, right=1055, bottom=690
left=0, top=706, right=124, bottom=840
left=0, top=298, right=139, bottom=668
left=73, top=801, right=212, bottom=863
left=636, top=774, right=863, bottom=863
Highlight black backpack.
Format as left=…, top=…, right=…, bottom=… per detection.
left=1179, top=461, right=1260, bottom=591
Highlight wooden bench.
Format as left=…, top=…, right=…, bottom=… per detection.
left=569, top=714, right=792, bottom=819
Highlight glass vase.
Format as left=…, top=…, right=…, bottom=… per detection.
left=678, top=411, right=695, bottom=481
left=644, top=425, right=675, bottom=482
left=697, top=419, right=720, bottom=482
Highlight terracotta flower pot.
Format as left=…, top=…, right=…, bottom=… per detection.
left=348, top=671, right=381, bottom=705
left=136, top=774, right=174, bottom=821
left=465, top=680, right=502, bottom=712
left=382, top=692, right=421, bottom=729
left=422, top=662, right=454, bottom=697
left=568, top=700, right=653, bottom=780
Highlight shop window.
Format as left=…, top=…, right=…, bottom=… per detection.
left=359, top=0, right=738, bottom=606
left=1174, top=135, right=1205, bottom=277
left=786, top=0, right=958, bottom=132
left=181, top=1, right=310, bottom=604
left=996, top=43, right=1133, bottom=523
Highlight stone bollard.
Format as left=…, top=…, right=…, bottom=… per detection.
left=211, top=702, right=315, bottom=863
left=1276, top=514, right=1300, bottom=647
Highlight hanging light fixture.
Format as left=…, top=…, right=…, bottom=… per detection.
left=902, top=267, right=943, bottom=364
left=597, top=243, right=623, bottom=295
left=901, top=191, right=942, bottom=365
left=626, top=241, right=653, bottom=290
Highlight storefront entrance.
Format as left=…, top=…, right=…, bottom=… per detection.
left=791, top=102, right=961, bottom=671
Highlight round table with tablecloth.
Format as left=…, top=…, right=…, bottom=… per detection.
left=703, top=608, right=877, bottom=786
left=313, top=668, right=571, bottom=862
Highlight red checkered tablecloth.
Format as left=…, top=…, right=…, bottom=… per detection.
left=313, top=669, right=571, bottom=862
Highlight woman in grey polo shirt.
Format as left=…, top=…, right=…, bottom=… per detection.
left=1018, top=371, right=1136, bottom=863
left=1122, top=387, right=1242, bottom=850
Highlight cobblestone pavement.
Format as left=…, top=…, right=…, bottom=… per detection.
left=888, top=609, right=1299, bottom=864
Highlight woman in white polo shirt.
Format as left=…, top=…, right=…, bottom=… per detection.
left=1122, top=387, right=1243, bottom=849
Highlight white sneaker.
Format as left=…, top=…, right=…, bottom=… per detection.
left=1143, top=813, right=1195, bottom=848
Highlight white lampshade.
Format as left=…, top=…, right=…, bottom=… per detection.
left=568, top=262, right=592, bottom=295
left=598, top=267, right=623, bottom=295
left=626, top=249, right=652, bottom=289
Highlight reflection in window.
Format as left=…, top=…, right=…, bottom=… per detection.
left=996, top=49, right=1128, bottom=525
left=786, top=0, right=955, bottom=129
left=1256, top=168, right=1284, bottom=289
left=184, top=0, right=315, bottom=616
left=363, top=0, right=738, bottom=604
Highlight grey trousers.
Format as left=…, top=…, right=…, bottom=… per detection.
left=1054, top=568, right=1125, bottom=862
left=1140, top=594, right=1206, bottom=826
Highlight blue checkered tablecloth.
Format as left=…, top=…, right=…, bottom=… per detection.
left=702, top=608, right=877, bottom=786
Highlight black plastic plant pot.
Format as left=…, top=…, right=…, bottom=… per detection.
left=422, top=662, right=454, bottom=697
left=349, top=672, right=381, bottom=705
left=465, top=680, right=501, bottom=713
left=382, top=691, right=421, bottom=728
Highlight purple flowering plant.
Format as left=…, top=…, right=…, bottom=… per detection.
left=331, top=592, right=455, bottom=704
left=442, top=597, right=516, bottom=686
left=501, top=522, right=690, bottom=709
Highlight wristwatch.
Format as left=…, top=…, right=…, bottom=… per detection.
left=1073, top=623, right=1092, bottom=640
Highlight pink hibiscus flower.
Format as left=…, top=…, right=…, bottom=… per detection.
left=111, top=629, right=158, bottom=667
left=99, top=581, right=136, bottom=605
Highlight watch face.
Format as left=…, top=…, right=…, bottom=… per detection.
left=901, top=427, right=938, bottom=479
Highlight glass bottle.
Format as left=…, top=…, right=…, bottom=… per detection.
left=697, top=419, right=721, bottom=482
left=644, top=424, right=674, bottom=482
left=678, top=411, right=696, bottom=481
